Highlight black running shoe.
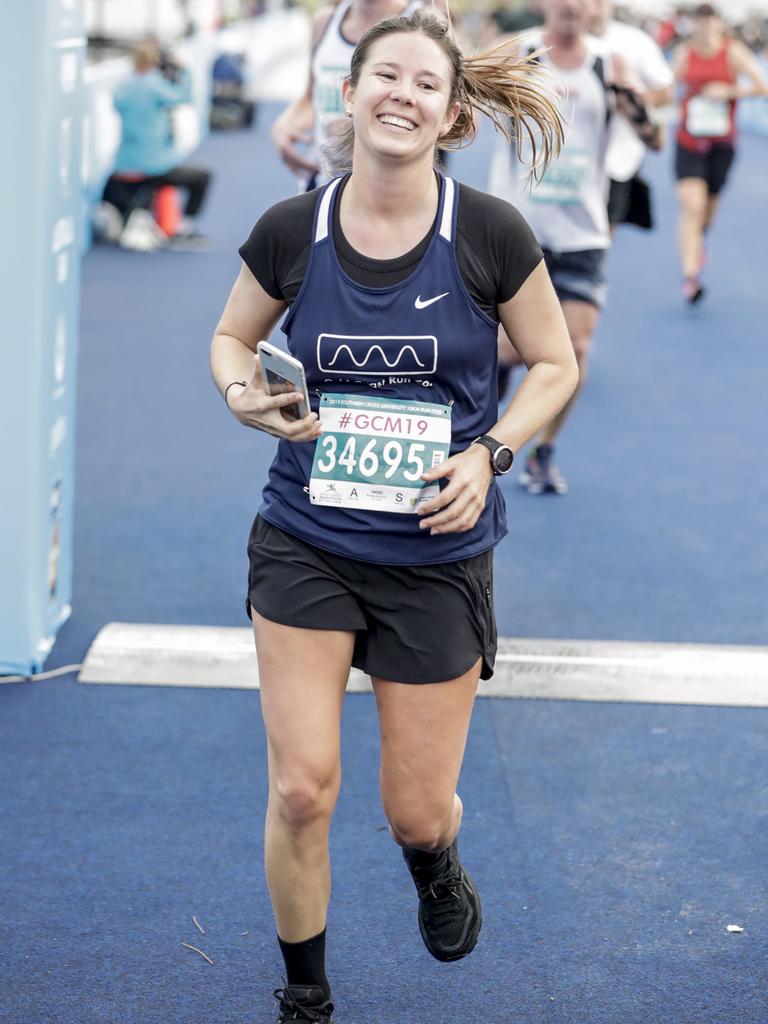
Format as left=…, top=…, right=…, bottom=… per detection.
left=683, top=276, right=705, bottom=305
left=273, top=984, right=334, bottom=1023
left=518, top=444, right=568, bottom=495
left=403, top=839, right=482, bottom=962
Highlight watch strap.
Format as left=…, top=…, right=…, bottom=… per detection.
left=472, top=435, right=514, bottom=475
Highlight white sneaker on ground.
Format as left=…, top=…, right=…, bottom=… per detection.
left=119, top=209, right=167, bottom=252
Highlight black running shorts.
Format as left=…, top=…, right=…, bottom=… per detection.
left=674, top=141, right=735, bottom=195
left=542, top=247, right=607, bottom=309
left=245, top=515, right=497, bottom=684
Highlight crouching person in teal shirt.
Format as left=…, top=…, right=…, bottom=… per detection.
left=101, top=40, right=212, bottom=249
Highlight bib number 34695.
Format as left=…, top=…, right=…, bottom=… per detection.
left=317, top=435, right=430, bottom=481
left=309, top=394, right=452, bottom=514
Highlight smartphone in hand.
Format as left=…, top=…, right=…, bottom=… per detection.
left=257, top=341, right=311, bottom=422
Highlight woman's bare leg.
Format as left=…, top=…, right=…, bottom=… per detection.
left=253, top=612, right=354, bottom=941
left=372, top=660, right=481, bottom=851
left=677, top=177, right=709, bottom=279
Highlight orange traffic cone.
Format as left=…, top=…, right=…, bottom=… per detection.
left=153, top=185, right=181, bottom=237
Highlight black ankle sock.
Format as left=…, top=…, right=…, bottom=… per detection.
left=403, top=845, right=449, bottom=871
left=278, top=929, right=331, bottom=999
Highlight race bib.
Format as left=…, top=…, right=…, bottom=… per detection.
left=309, top=394, right=452, bottom=514
left=316, top=64, right=347, bottom=117
left=687, top=97, right=730, bottom=138
left=531, top=150, right=590, bottom=205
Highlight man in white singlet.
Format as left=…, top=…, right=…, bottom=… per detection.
left=271, top=0, right=422, bottom=187
left=493, top=0, right=656, bottom=494
left=590, top=0, right=673, bottom=231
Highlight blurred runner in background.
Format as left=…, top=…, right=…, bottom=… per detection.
left=491, top=0, right=659, bottom=495
left=590, top=0, right=673, bottom=234
left=673, top=3, right=768, bottom=304
left=271, top=0, right=416, bottom=187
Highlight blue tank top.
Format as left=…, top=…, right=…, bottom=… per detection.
left=258, top=174, right=507, bottom=565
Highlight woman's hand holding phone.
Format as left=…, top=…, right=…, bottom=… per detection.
left=226, top=358, right=322, bottom=442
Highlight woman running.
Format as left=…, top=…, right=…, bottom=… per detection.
left=673, top=3, right=767, bottom=304
left=211, top=12, right=577, bottom=1021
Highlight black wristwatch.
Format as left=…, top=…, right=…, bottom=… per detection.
left=472, top=435, right=514, bottom=475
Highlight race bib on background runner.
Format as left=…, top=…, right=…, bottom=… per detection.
left=687, top=97, right=730, bottom=138
left=310, top=394, right=452, bottom=514
left=316, top=63, right=347, bottom=118
left=531, top=150, right=590, bottom=205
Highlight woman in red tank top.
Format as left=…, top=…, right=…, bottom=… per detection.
left=672, top=3, right=766, bottom=304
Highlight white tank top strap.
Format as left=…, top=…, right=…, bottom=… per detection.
left=314, top=177, right=342, bottom=243
left=438, top=176, right=455, bottom=241
left=320, top=0, right=353, bottom=44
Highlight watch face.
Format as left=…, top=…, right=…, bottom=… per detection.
left=493, top=446, right=514, bottom=474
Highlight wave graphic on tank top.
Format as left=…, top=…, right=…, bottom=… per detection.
left=317, top=334, right=438, bottom=376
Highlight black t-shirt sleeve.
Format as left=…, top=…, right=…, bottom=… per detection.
left=455, top=184, right=543, bottom=319
left=238, top=190, right=317, bottom=303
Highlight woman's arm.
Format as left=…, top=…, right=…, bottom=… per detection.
left=154, top=66, right=193, bottom=106
left=671, top=43, right=689, bottom=85
left=610, top=53, right=665, bottom=151
left=210, top=265, right=321, bottom=441
left=488, top=259, right=579, bottom=449
left=418, top=261, right=577, bottom=535
left=729, top=40, right=768, bottom=99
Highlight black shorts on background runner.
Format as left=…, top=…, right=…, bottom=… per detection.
left=675, top=141, right=736, bottom=195
left=608, top=175, right=654, bottom=229
left=246, top=516, right=497, bottom=684
left=542, top=247, right=607, bottom=309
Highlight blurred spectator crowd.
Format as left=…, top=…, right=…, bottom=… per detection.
left=490, top=3, right=768, bottom=53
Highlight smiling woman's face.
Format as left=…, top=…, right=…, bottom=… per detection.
left=343, top=31, right=460, bottom=167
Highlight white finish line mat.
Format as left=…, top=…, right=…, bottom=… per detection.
left=78, top=623, right=768, bottom=707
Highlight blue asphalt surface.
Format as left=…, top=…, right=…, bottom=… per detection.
left=2, top=103, right=767, bottom=1023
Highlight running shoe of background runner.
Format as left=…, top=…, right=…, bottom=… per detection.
left=682, top=276, right=705, bottom=305
left=518, top=443, right=569, bottom=495
left=273, top=984, right=334, bottom=1023
left=403, top=838, right=482, bottom=962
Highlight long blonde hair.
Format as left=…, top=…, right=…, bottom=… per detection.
left=324, top=11, right=564, bottom=177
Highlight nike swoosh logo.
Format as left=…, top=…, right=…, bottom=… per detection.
left=414, top=292, right=449, bottom=310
